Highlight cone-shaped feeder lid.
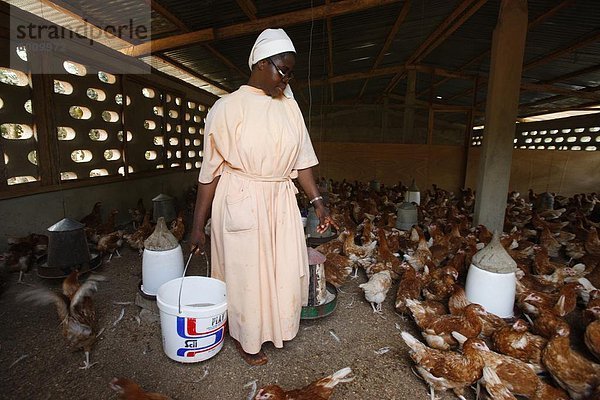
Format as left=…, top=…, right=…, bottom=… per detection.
left=144, top=217, right=179, bottom=251
left=308, top=247, right=326, bottom=265
left=47, top=218, right=85, bottom=232
left=152, top=193, right=173, bottom=202
left=472, top=230, right=517, bottom=273
left=408, top=178, right=419, bottom=191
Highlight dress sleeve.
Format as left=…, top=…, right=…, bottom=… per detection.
left=198, top=103, right=226, bottom=183
left=293, top=111, right=319, bottom=171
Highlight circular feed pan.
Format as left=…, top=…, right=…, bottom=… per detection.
left=301, top=283, right=338, bottom=320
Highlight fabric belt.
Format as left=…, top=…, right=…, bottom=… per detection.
left=224, top=165, right=299, bottom=193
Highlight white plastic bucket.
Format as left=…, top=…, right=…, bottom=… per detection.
left=465, top=263, right=516, bottom=318
left=142, top=245, right=185, bottom=296
left=156, top=277, right=227, bottom=363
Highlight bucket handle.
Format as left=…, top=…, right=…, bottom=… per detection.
left=177, top=246, right=210, bottom=314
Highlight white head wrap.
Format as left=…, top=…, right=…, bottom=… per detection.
left=248, top=28, right=296, bottom=98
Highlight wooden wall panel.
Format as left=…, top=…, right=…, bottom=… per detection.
left=466, top=148, right=600, bottom=195
left=313, top=142, right=466, bottom=193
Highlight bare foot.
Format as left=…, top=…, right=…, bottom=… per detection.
left=233, top=339, right=267, bottom=366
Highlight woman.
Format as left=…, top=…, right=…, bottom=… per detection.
left=190, top=28, right=336, bottom=366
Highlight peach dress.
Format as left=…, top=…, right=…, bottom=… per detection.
left=199, top=85, right=318, bottom=354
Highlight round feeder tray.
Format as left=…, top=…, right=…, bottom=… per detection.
left=301, top=283, right=338, bottom=320
left=307, top=232, right=338, bottom=247
left=37, top=251, right=103, bottom=279
left=138, top=280, right=157, bottom=301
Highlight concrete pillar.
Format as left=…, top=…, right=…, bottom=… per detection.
left=403, top=68, right=417, bottom=142
left=473, top=0, right=528, bottom=232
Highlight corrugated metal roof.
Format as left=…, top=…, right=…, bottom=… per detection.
left=7, top=0, right=600, bottom=120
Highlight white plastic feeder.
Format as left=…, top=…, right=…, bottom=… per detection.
left=141, top=217, right=184, bottom=297
left=465, top=230, right=517, bottom=318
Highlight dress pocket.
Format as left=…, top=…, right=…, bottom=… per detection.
left=224, top=190, right=257, bottom=233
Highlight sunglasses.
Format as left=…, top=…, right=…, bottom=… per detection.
left=267, top=57, right=294, bottom=83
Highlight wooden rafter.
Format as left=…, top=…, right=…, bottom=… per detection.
left=236, top=0, right=257, bottom=20
left=415, top=0, right=576, bottom=99
left=357, top=0, right=411, bottom=99
left=381, top=0, right=487, bottom=97
left=121, top=0, right=401, bottom=57
left=151, top=0, right=247, bottom=90
left=448, top=28, right=600, bottom=102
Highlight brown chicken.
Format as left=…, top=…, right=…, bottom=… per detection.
left=406, top=299, right=484, bottom=350
left=254, top=367, right=353, bottom=400
left=19, top=271, right=105, bottom=369
left=462, top=336, right=539, bottom=398
left=97, top=231, right=124, bottom=262
left=324, top=253, right=353, bottom=288
left=491, top=319, right=547, bottom=373
left=395, top=264, right=425, bottom=314
left=584, top=289, right=600, bottom=325
left=422, top=266, right=458, bottom=303
left=401, top=330, right=483, bottom=400
left=539, top=226, right=561, bottom=258
left=448, top=284, right=470, bottom=315
left=542, top=324, right=600, bottom=399
left=585, top=320, right=600, bottom=361
left=109, top=377, right=171, bottom=400
left=128, top=198, right=146, bottom=229
left=97, top=209, right=119, bottom=236
left=403, top=233, right=432, bottom=271
left=124, top=212, right=154, bottom=254
left=169, top=212, right=185, bottom=242
left=481, top=366, right=517, bottom=400
left=585, top=226, right=600, bottom=257
left=80, top=201, right=103, bottom=228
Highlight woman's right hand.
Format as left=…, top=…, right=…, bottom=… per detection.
left=189, top=228, right=207, bottom=254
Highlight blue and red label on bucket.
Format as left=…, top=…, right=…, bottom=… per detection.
left=175, top=312, right=227, bottom=357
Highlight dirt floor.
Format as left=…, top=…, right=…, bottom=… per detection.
left=0, top=239, right=480, bottom=400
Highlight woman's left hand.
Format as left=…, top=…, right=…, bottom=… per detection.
left=314, top=204, right=338, bottom=233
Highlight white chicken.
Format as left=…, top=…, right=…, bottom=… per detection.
left=358, top=270, right=392, bottom=313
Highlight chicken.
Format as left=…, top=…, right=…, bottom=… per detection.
left=315, top=236, right=343, bottom=255
left=491, top=319, right=547, bottom=373
left=97, top=231, right=124, bottom=262
left=19, top=271, right=105, bottom=369
left=403, top=233, right=432, bottom=271
left=109, top=377, right=171, bottom=400
left=97, top=209, right=119, bottom=236
left=461, top=336, right=539, bottom=398
left=80, top=201, right=103, bottom=228
left=481, top=366, right=517, bottom=400
left=585, top=226, right=600, bottom=257
left=448, top=284, right=470, bottom=315
left=542, top=324, right=600, bottom=399
left=1, top=242, right=34, bottom=283
left=323, top=253, right=353, bottom=288
left=341, top=229, right=377, bottom=277
left=533, top=309, right=570, bottom=340
left=128, top=198, right=146, bottom=229
left=422, top=266, right=458, bottom=303
left=358, top=270, right=392, bottom=313
left=400, top=330, right=484, bottom=400
left=254, top=367, right=353, bottom=400
left=169, top=211, right=185, bottom=242
left=406, top=299, right=484, bottom=350
left=539, top=226, right=561, bottom=258
left=584, top=289, right=600, bottom=325
left=124, top=212, right=154, bottom=254
left=395, top=263, right=426, bottom=314
left=585, top=320, right=600, bottom=361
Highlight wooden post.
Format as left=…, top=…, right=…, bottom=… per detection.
left=403, top=68, right=417, bottom=142
left=473, top=0, right=528, bottom=232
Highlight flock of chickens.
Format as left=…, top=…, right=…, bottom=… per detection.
left=4, top=180, right=600, bottom=399
left=305, top=180, right=600, bottom=400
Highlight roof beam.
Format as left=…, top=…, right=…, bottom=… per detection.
left=151, top=0, right=247, bottom=89
left=236, top=0, right=257, bottom=20
left=520, top=82, right=600, bottom=101
left=382, top=0, right=487, bottom=97
left=358, top=0, right=411, bottom=99
left=448, top=28, right=600, bottom=102
left=121, top=0, right=402, bottom=57
left=415, top=0, right=576, bottom=99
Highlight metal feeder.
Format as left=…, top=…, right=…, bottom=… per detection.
left=46, top=218, right=91, bottom=275
left=536, top=192, right=554, bottom=211
left=152, top=193, right=177, bottom=224
left=306, top=207, right=332, bottom=238
left=306, top=248, right=327, bottom=307
left=396, top=201, right=418, bottom=231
